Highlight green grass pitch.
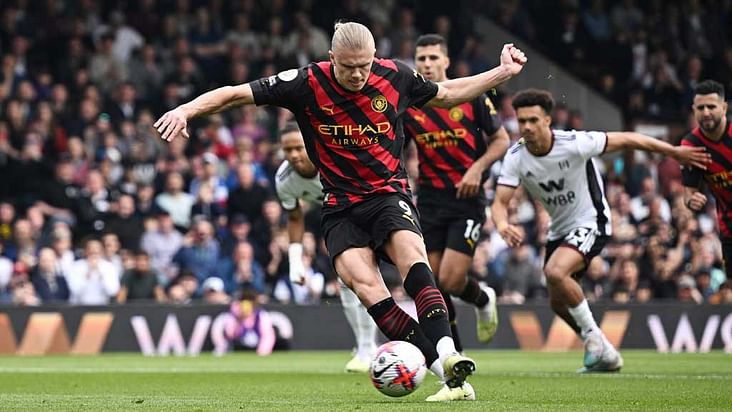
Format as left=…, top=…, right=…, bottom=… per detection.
left=0, top=350, right=730, bottom=411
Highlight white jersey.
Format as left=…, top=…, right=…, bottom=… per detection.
left=275, top=160, right=324, bottom=210
left=497, top=129, right=612, bottom=240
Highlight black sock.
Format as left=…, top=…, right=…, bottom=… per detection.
left=403, top=262, right=452, bottom=347
left=460, top=278, right=489, bottom=308
left=367, top=297, right=439, bottom=366
left=441, top=290, right=463, bottom=353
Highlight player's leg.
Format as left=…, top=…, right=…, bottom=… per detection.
left=438, top=248, right=497, bottom=344
left=334, top=247, right=444, bottom=378
left=544, top=231, right=621, bottom=371
left=384, top=229, right=474, bottom=388
left=428, top=250, right=464, bottom=353
left=339, top=280, right=378, bottom=373
left=324, top=212, right=441, bottom=377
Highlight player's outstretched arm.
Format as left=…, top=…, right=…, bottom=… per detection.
left=155, top=84, right=255, bottom=142
left=491, top=184, right=524, bottom=248
left=605, top=132, right=711, bottom=170
left=429, top=44, right=526, bottom=108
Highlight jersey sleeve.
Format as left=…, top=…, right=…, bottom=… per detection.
left=249, top=67, right=309, bottom=110
left=680, top=138, right=705, bottom=188
left=474, top=94, right=501, bottom=136
left=496, top=152, right=520, bottom=187
left=275, top=179, right=298, bottom=211
left=393, top=60, right=439, bottom=109
left=575, top=130, right=608, bottom=160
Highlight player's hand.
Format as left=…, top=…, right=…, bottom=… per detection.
left=500, top=43, right=527, bottom=77
left=498, top=223, right=524, bottom=248
left=289, top=259, right=307, bottom=286
left=456, top=164, right=483, bottom=199
left=673, top=145, right=711, bottom=170
left=686, top=191, right=707, bottom=211
left=154, top=107, right=190, bottom=142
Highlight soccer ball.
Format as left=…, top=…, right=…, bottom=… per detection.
left=369, top=341, right=427, bottom=397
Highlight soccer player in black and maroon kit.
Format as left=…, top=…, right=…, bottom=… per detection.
left=155, top=21, right=527, bottom=401
left=682, top=80, right=732, bottom=283
left=403, top=34, right=509, bottom=351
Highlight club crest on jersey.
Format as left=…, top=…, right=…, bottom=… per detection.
left=371, top=95, right=388, bottom=113
left=449, top=107, right=464, bottom=122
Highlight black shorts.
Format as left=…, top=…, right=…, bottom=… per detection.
left=417, top=191, right=485, bottom=256
left=722, top=237, right=732, bottom=280
left=321, top=193, right=422, bottom=267
left=544, top=228, right=610, bottom=278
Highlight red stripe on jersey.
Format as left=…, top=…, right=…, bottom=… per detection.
left=406, top=103, right=479, bottom=187
left=374, top=58, right=397, bottom=71
left=308, top=64, right=387, bottom=187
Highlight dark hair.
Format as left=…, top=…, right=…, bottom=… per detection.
left=694, top=80, right=725, bottom=99
left=279, top=121, right=300, bottom=137
left=512, top=89, right=555, bottom=114
left=415, top=34, right=448, bottom=55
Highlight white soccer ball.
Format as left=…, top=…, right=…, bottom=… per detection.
left=369, top=341, right=427, bottom=397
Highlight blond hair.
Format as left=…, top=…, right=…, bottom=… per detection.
left=331, top=21, right=375, bottom=52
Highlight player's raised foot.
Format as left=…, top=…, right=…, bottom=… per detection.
left=425, top=382, right=475, bottom=402
left=476, top=285, right=498, bottom=343
left=442, top=353, right=476, bottom=388
left=344, top=355, right=370, bottom=373
left=578, top=343, right=623, bottom=373
left=582, top=330, right=605, bottom=369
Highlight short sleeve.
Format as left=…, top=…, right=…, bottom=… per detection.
left=680, top=138, right=704, bottom=188
left=275, top=180, right=298, bottom=211
left=474, top=94, right=501, bottom=136
left=249, top=67, right=309, bottom=109
left=393, top=60, right=439, bottom=109
left=576, top=130, right=608, bottom=160
left=496, top=152, right=520, bottom=187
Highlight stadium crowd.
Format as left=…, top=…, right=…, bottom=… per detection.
left=0, top=1, right=730, bottom=307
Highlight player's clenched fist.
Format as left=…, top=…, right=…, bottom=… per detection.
left=154, top=107, right=190, bottom=142
left=500, top=43, right=527, bottom=76
left=686, top=191, right=708, bottom=211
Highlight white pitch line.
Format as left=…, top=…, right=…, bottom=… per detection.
left=0, top=367, right=730, bottom=380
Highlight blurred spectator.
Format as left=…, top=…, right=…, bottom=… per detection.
left=227, top=162, right=270, bottom=223
left=172, top=219, right=221, bottom=283
left=155, top=171, right=195, bottom=229
left=224, top=289, right=276, bottom=355
left=201, top=276, right=230, bottom=304
left=0, top=242, right=12, bottom=302
left=141, top=210, right=183, bottom=285
left=67, top=238, right=120, bottom=305
left=30, top=247, right=70, bottom=302
left=219, top=240, right=266, bottom=296
left=117, top=250, right=165, bottom=303
left=103, top=194, right=144, bottom=251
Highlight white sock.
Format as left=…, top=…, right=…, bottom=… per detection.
left=355, top=303, right=378, bottom=361
left=436, top=336, right=458, bottom=364
left=340, top=282, right=367, bottom=358
left=568, top=299, right=600, bottom=338
left=429, top=358, right=445, bottom=379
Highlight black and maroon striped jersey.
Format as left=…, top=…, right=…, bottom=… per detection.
left=250, top=59, right=438, bottom=213
left=403, top=95, right=500, bottom=191
left=681, top=121, right=732, bottom=237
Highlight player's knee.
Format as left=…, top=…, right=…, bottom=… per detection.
left=544, top=263, right=568, bottom=286
left=436, top=272, right=464, bottom=294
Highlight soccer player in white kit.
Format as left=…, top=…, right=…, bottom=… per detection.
left=275, top=122, right=378, bottom=373
left=492, top=89, right=710, bottom=371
